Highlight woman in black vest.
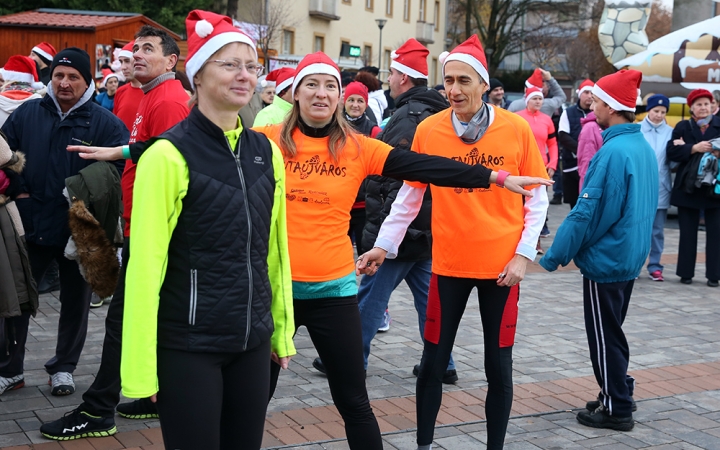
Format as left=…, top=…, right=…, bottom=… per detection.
left=119, top=11, right=295, bottom=450
left=667, top=89, right=720, bottom=287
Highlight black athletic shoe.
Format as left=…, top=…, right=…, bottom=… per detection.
left=312, top=357, right=327, bottom=375
left=116, top=397, right=159, bottom=419
left=680, top=277, right=693, bottom=285
left=40, top=409, right=116, bottom=440
left=708, top=280, right=719, bottom=287
left=549, top=196, right=563, bottom=205
left=586, top=397, right=636, bottom=412
left=577, top=405, right=633, bottom=431
left=413, top=364, right=459, bottom=384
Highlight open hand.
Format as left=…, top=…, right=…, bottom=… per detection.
left=67, top=145, right=124, bottom=161
left=504, top=175, right=554, bottom=197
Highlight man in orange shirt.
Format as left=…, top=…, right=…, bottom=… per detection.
left=359, top=35, right=549, bottom=450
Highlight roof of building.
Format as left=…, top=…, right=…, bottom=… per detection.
left=0, top=8, right=140, bottom=29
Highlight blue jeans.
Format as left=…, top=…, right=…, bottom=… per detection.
left=647, top=209, right=666, bottom=274
left=357, top=259, right=454, bottom=371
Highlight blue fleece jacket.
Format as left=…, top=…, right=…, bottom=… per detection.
left=539, top=123, right=658, bottom=283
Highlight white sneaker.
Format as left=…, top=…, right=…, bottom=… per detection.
left=49, top=372, right=75, bottom=396
left=0, top=375, right=24, bottom=395
left=378, top=309, right=391, bottom=332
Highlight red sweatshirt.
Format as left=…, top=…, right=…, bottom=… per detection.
left=122, top=78, right=189, bottom=237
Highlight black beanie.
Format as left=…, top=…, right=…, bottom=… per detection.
left=489, top=78, right=504, bottom=91
left=50, top=47, right=92, bottom=87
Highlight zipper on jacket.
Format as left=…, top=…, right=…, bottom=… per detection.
left=226, top=137, right=254, bottom=350
left=189, top=269, right=198, bottom=325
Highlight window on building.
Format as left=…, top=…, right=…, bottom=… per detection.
left=431, top=57, right=438, bottom=85
left=314, top=35, right=325, bottom=52
left=343, top=0, right=351, bottom=3
left=386, top=0, right=393, bottom=16
left=403, top=0, right=411, bottom=21
left=366, top=0, right=374, bottom=10
left=434, top=1, right=440, bottom=30
left=282, top=29, right=294, bottom=54
left=364, top=45, right=373, bottom=65
left=419, top=0, right=426, bottom=21
left=384, top=49, right=392, bottom=72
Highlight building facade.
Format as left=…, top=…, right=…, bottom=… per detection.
left=239, top=0, right=447, bottom=86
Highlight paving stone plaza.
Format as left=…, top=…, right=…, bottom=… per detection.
left=1, top=203, right=719, bottom=450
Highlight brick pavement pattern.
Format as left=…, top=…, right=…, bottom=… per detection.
left=1, top=205, right=718, bottom=449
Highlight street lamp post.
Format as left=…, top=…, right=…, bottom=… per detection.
left=375, top=19, right=387, bottom=71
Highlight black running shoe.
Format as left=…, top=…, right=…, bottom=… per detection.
left=116, top=397, right=159, bottom=419
left=577, top=405, right=634, bottom=431
left=40, top=409, right=116, bottom=440
left=413, top=364, right=459, bottom=384
left=586, top=397, right=636, bottom=412
left=312, top=357, right=327, bottom=375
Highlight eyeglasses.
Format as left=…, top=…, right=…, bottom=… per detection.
left=209, top=60, right=265, bottom=77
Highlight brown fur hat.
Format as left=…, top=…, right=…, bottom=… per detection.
left=68, top=200, right=119, bottom=298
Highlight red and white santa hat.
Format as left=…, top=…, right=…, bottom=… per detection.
left=291, top=52, right=341, bottom=96
left=439, top=34, right=489, bottom=85
left=273, top=67, right=295, bottom=94
left=591, top=69, right=642, bottom=112
left=390, top=38, right=429, bottom=79
left=576, top=79, right=594, bottom=95
left=32, top=42, right=57, bottom=62
left=118, top=41, right=134, bottom=60
left=185, top=10, right=257, bottom=89
left=524, top=86, right=543, bottom=104
left=100, top=71, right=125, bottom=88
left=0, top=55, right=44, bottom=89
left=525, top=69, right=543, bottom=89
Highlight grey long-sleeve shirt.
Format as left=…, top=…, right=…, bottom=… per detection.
left=508, top=78, right=566, bottom=117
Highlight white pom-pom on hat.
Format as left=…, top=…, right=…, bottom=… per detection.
left=196, top=19, right=214, bottom=38
left=391, top=50, right=398, bottom=59
left=438, top=51, right=450, bottom=65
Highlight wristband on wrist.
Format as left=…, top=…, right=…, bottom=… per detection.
left=496, top=170, right=510, bottom=188
left=122, top=145, right=131, bottom=159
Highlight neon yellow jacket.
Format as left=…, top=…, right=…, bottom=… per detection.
left=120, top=120, right=294, bottom=398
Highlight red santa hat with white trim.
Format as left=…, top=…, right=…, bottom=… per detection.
left=438, top=34, right=489, bottom=85
left=184, top=10, right=257, bottom=89
left=525, top=69, right=543, bottom=89
left=0, top=55, right=44, bottom=89
left=118, top=41, right=134, bottom=60
left=390, top=38, right=429, bottom=79
left=32, top=42, right=57, bottom=63
left=291, top=52, right=341, bottom=96
left=591, top=69, right=642, bottom=112
left=272, top=67, right=295, bottom=94
left=576, top=79, right=594, bottom=95
left=524, top=86, right=543, bottom=104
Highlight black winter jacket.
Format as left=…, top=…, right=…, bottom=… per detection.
left=363, top=87, right=448, bottom=261
left=667, top=115, right=720, bottom=210
left=1, top=88, right=128, bottom=247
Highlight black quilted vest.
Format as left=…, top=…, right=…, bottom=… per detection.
left=156, top=108, right=276, bottom=353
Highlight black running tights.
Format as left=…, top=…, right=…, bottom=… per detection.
left=416, top=275, right=517, bottom=450
left=156, top=341, right=270, bottom=450
left=269, top=296, right=382, bottom=450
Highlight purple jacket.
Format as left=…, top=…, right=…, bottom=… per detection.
left=577, top=112, right=604, bottom=189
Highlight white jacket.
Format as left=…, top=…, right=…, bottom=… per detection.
left=368, top=89, right=388, bottom=124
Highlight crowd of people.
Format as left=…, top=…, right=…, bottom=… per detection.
left=0, top=7, right=719, bottom=450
